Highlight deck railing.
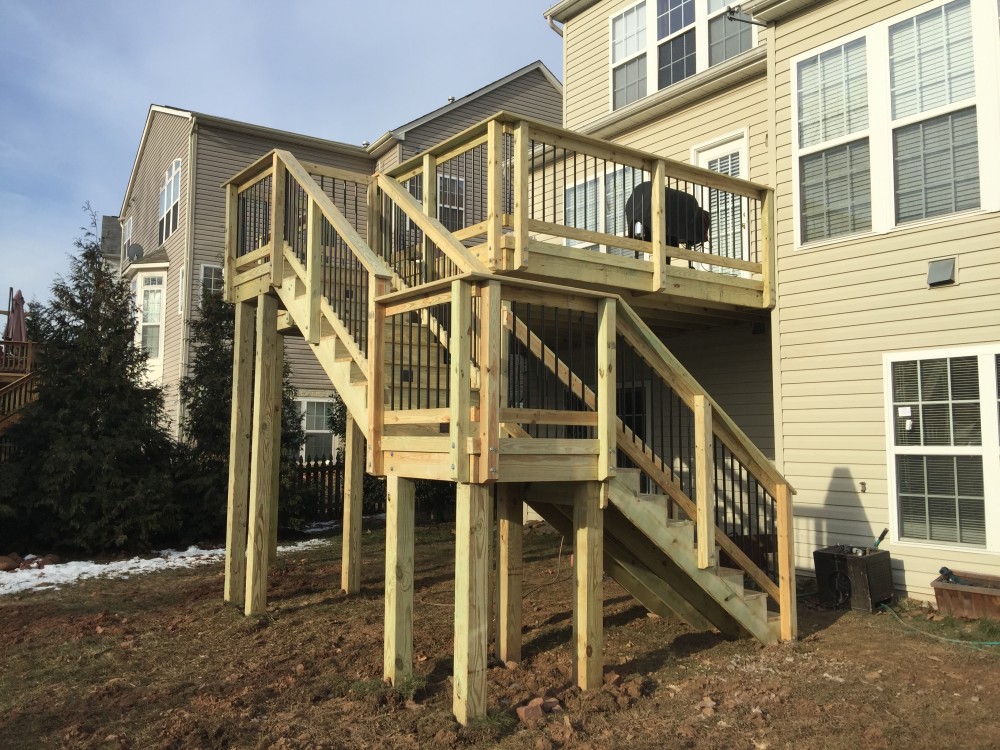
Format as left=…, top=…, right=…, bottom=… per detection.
left=0, top=341, right=36, bottom=377
left=0, top=372, right=37, bottom=431
left=388, top=113, right=776, bottom=307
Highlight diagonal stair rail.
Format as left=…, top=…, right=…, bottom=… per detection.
left=0, top=372, right=37, bottom=434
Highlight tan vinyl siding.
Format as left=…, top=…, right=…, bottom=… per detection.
left=120, top=110, right=190, bottom=432
left=564, top=0, right=627, bottom=130
left=376, top=144, right=401, bottom=173
left=771, top=0, right=1000, bottom=597
left=399, top=69, right=563, bottom=160
left=190, top=124, right=374, bottom=395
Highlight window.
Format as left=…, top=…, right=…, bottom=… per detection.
left=793, top=0, right=996, bottom=247
left=693, top=132, right=748, bottom=272
left=201, top=264, right=224, bottom=297
left=135, top=274, right=164, bottom=360
left=885, top=347, right=1000, bottom=550
left=300, top=399, right=336, bottom=460
left=159, top=158, right=181, bottom=245
left=121, top=216, right=133, bottom=261
left=610, top=0, right=755, bottom=110
left=437, top=175, right=465, bottom=232
left=564, top=167, right=645, bottom=255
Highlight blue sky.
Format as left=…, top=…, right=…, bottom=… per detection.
left=0, top=0, right=562, bottom=306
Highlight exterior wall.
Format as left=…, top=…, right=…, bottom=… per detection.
left=120, top=110, right=191, bottom=432
left=399, top=68, right=563, bottom=160
left=190, top=124, right=374, bottom=404
left=770, top=0, right=1000, bottom=597
left=375, top=144, right=402, bottom=173
left=563, top=0, right=624, bottom=131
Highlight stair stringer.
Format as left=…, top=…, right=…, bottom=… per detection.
left=608, top=472, right=780, bottom=643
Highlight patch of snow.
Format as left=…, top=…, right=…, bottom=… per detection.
left=0, top=538, right=333, bottom=598
left=302, top=520, right=340, bottom=534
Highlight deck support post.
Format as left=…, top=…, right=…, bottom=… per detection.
left=597, top=298, right=616, bottom=487
left=486, top=120, right=503, bottom=270
left=694, top=395, right=716, bottom=570
left=449, top=279, right=472, bottom=482
left=497, top=484, right=523, bottom=664
left=453, top=482, right=492, bottom=725
left=512, top=122, right=530, bottom=270
left=269, top=154, right=286, bottom=286
left=650, top=159, right=667, bottom=292
left=245, top=293, right=280, bottom=616
left=268, top=333, right=284, bottom=565
left=342, top=414, right=365, bottom=594
left=384, top=474, right=415, bottom=686
left=306, top=198, right=322, bottom=344
left=776, top=482, right=798, bottom=641
left=367, top=276, right=388, bottom=475
left=573, top=481, right=603, bottom=691
left=422, top=153, right=437, bottom=284
left=224, top=299, right=255, bottom=606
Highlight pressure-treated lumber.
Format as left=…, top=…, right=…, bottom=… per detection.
left=342, top=415, right=365, bottom=594
left=384, top=474, right=415, bottom=686
left=497, top=484, right=523, bottom=664
left=449, top=280, right=472, bottom=482
left=650, top=160, right=666, bottom=292
left=573, top=482, right=603, bottom=691
left=487, top=120, right=503, bottom=270
left=224, top=300, right=254, bottom=606
left=693, top=395, right=715, bottom=570
left=478, top=281, right=501, bottom=482
left=245, top=294, right=280, bottom=616
left=596, top=298, right=616, bottom=483
left=776, top=482, right=798, bottom=641
left=268, top=334, right=284, bottom=564
left=453, top=483, right=492, bottom=724
left=269, top=155, right=286, bottom=286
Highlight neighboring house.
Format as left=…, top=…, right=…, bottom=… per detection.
left=545, top=0, right=1000, bottom=599
left=118, top=61, right=562, bottom=458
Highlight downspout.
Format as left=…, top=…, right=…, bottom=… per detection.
left=546, top=14, right=564, bottom=36
left=177, top=117, right=198, bottom=440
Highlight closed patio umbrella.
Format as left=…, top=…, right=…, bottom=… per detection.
left=2, top=289, right=28, bottom=373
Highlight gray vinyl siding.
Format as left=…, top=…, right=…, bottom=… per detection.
left=771, top=0, right=1000, bottom=597
left=120, top=110, right=190, bottom=433
left=376, top=145, right=402, bottom=173
left=190, top=124, right=374, bottom=395
left=399, top=69, right=563, bottom=160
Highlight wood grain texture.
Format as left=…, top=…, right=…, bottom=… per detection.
left=224, top=300, right=254, bottom=605
left=573, top=482, right=603, bottom=691
left=342, top=415, right=365, bottom=594
left=384, top=475, right=415, bottom=685
left=497, top=484, right=523, bottom=664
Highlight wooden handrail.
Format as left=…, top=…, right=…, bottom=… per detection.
left=0, top=372, right=38, bottom=428
left=0, top=341, right=37, bottom=376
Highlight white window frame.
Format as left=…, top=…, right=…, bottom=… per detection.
left=159, top=158, right=181, bottom=245
left=299, top=398, right=338, bottom=461
left=200, top=264, right=225, bottom=298
left=121, top=216, right=133, bottom=264
left=691, top=130, right=750, bottom=274
left=883, top=344, right=1000, bottom=553
left=131, top=269, right=167, bottom=382
left=608, top=0, right=758, bottom=112
left=791, top=0, right=1000, bottom=250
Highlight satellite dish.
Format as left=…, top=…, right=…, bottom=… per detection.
left=126, top=244, right=144, bottom=262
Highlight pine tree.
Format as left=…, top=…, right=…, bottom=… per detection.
left=0, top=216, right=177, bottom=554
left=178, top=286, right=305, bottom=538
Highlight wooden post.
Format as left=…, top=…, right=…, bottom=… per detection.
left=573, top=482, right=603, bottom=691
left=224, top=183, right=238, bottom=304
left=454, top=482, right=492, bottom=725
left=497, top=484, right=522, bottom=664
left=224, top=299, right=255, bottom=605
left=694, top=395, right=716, bottom=570
left=486, top=120, right=503, bottom=270
left=342, top=414, right=365, bottom=594
left=270, top=154, right=286, bottom=286
left=512, top=122, right=530, bottom=270
left=450, top=279, right=472, bottom=482
left=368, top=276, right=388, bottom=475
left=422, top=153, right=437, bottom=284
left=650, top=160, right=667, bottom=292
left=366, top=176, right=380, bottom=258
left=760, top=188, right=777, bottom=309
left=245, top=294, right=280, bottom=616
left=776, top=482, right=798, bottom=640
left=478, top=281, right=501, bottom=482
left=268, top=333, right=284, bottom=565
left=384, top=474, right=415, bottom=686
left=306, top=198, right=322, bottom=344
left=597, top=298, right=616, bottom=485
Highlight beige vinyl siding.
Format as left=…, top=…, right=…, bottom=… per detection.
left=120, top=110, right=190, bottom=432
left=191, top=124, right=373, bottom=396
left=771, top=0, right=1000, bottom=597
left=399, top=69, right=563, bottom=160
left=564, top=0, right=630, bottom=130
left=376, top=145, right=401, bottom=173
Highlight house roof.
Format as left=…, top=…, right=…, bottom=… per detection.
left=119, top=105, right=367, bottom=217
left=366, top=61, right=563, bottom=158
left=544, top=0, right=601, bottom=24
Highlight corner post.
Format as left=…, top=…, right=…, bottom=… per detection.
left=693, top=395, right=716, bottom=570
left=512, top=122, right=530, bottom=270
left=224, top=299, right=255, bottom=605
left=486, top=120, right=504, bottom=270
left=342, top=414, right=365, bottom=594
left=760, top=188, right=777, bottom=309
left=450, top=279, right=472, bottom=483
left=224, top=182, right=238, bottom=303
left=573, top=481, right=603, bottom=691
left=597, top=298, right=616, bottom=485
left=245, top=293, right=280, bottom=616
left=453, top=482, right=492, bottom=725
left=269, top=154, right=286, bottom=286
left=367, top=276, right=388, bottom=475
left=497, top=484, right=523, bottom=664
left=306, top=198, right=322, bottom=344
left=384, top=474, right=415, bottom=686
left=776, top=482, right=798, bottom=640
left=650, top=159, right=667, bottom=292
left=478, top=281, right=501, bottom=483
left=422, top=154, right=438, bottom=283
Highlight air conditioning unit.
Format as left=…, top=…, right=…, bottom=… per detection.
left=813, top=545, right=894, bottom=612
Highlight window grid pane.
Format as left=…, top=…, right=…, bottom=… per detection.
left=797, top=39, right=869, bottom=149
left=613, top=2, right=647, bottom=63
left=896, top=454, right=985, bottom=545
left=893, top=107, right=980, bottom=223
left=658, top=29, right=697, bottom=89
left=892, top=355, right=980, bottom=447
left=708, top=13, right=751, bottom=65
left=657, top=0, right=695, bottom=38
left=707, top=152, right=744, bottom=263
left=799, top=139, right=872, bottom=243
left=613, top=55, right=648, bottom=109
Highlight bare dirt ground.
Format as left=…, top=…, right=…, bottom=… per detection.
left=3, top=522, right=999, bottom=750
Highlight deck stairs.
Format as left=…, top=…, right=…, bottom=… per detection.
left=225, top=128, right=794, bottom=643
